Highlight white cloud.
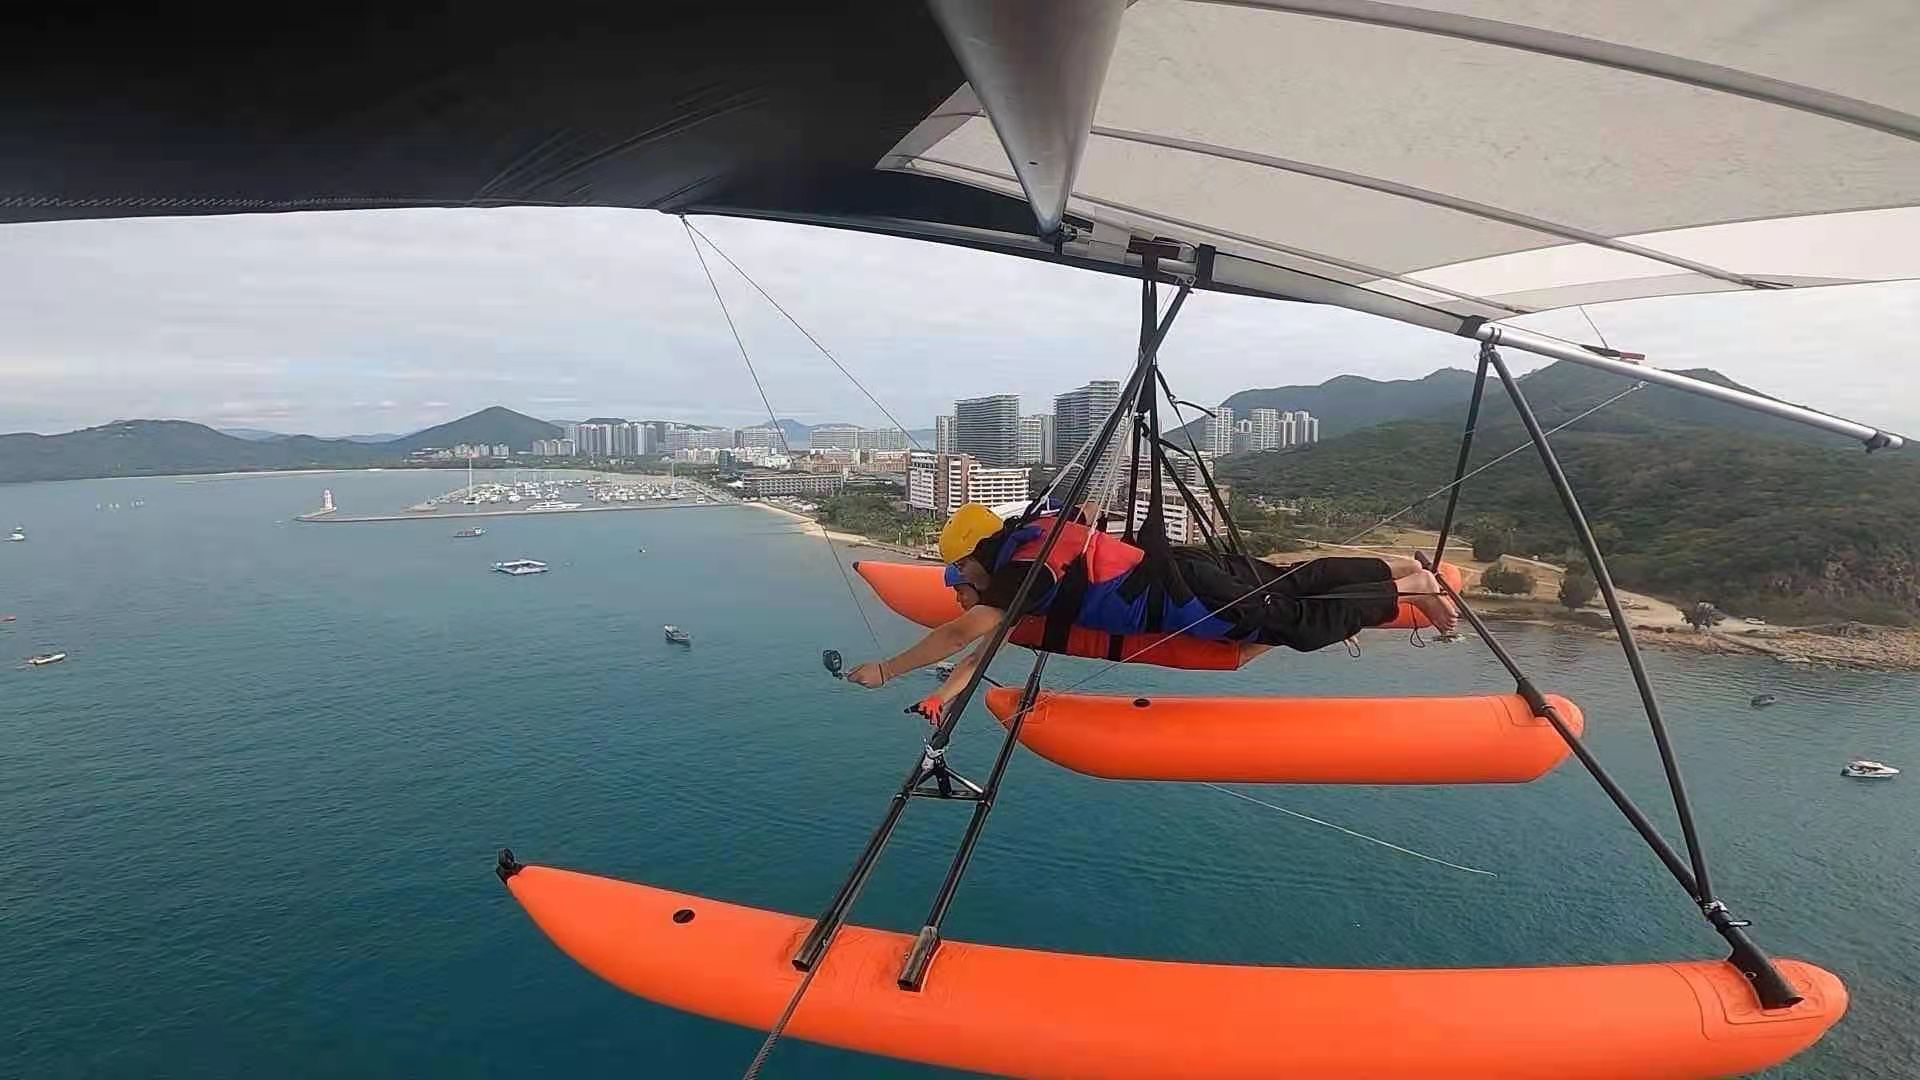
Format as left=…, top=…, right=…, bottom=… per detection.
left=0, top=208, right=1913, bottom=439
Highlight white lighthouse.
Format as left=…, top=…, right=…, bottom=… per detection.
left=320, top=488, right=335, bottom=514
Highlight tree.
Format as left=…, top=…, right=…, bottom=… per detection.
left=1471, top=529, right=1507, bottom=562
left=1558, top=570, right=1597, bottom=610
left=1480, top=565, right=1535, bottom=596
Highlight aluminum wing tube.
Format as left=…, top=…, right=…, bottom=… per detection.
left=926, top=0, right=1125, bottom=237
left=1474, top=323, right=1906, bottom=450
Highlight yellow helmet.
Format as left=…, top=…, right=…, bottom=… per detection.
left=938, top=502, right=1005, bottom=565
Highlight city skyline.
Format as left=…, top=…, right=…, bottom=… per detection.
left=8, top=210, right=1915, bottom=439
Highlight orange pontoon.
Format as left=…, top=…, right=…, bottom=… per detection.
left=502, top=862, right=1847, bottom=1080
left=853, top=559, right=1461, bottom=670
left=984, top=688, right=1582, bottom=784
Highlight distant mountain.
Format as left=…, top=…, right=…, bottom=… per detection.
left=0, top=420, right=385, bottom=482
left=765, top=418, right=933, bottom=449
left=218, top=427, right=290, bottom=442
left=390, top=406, right=559, bottom=451
left=1217, top=360, right=1916, bottom=622
left=3, top=405, right=564, bottom=483
left=220, top=427, right=405, bottom=443
left=1168, top=369, right=1480, bottom=444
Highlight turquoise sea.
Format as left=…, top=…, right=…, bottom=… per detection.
left=3, top=469, right=1916, bottom=1078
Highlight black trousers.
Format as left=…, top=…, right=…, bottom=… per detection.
left=1167, top=549, right=1401, bottom=652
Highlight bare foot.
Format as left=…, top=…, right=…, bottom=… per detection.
left=1399, top=569, right=1458, bottom=634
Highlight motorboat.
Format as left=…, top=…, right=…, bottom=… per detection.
left=6, top=526, right=24, bottom=542
left=1842, top=760, right=1900, bottom=779
left=932, top=661, right=956, bottom=679
left=492, top=559, right=549, bottom=576
left=27, top=652, right=67, bottom=666
left=663, top=625, right=692, bottom=645
left=1749, top=694, right=1778, bottom=708
left=454, top=527, right=487, bottom=538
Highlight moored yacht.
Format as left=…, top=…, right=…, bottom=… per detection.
left=1842, top=759, right=1899, bottom=779
left=492, top=559, right=549, bottom=576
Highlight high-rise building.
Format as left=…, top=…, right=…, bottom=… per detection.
left=610, top=423, right=638, bottom=456
left=739, top=424, right=786, bottom=450
left=907, top=451, right=943, bottom=513
left=1302, top=413, right=1320, bottom=444
left=807, top=423, right=863, bottom=450
left=867, top=427, right=911, bottom=451
left=1018, top=414, right=1055, bottom=465
left=635, top=424, right=657, bottom=455
left=1052, top=380, right=1120, bottom=467
left=576, top=422, right=614, bottom=457
left=1203, top=405, right=1236, bottom=456
left=934, top=415, right=956, bottom=452
left=1249, top=408, right=1282, bottom=450
left=684, top=428, right=735, bottom=450
left=953, top=394, right=1020, bottom=467
left=909, top=452, right=1030, bottom=515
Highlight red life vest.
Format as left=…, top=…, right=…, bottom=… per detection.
left=994, top=514, right=1145, bottom=595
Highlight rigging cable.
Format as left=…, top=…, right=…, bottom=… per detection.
left=1202, top=783, right=1497, bottom=877
left=683, top=219, right=927, bottom=452
left=680, top=217, right=883, bottom=650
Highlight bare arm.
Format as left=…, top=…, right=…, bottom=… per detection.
left=927, top=636, right=993, bottom=706
left=846, top=605, right=1003, bottom=687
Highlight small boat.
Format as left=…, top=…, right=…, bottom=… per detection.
left=6, top=527, right=24, bottom=542
left=492, top=559, right=549, bottom=576
left=932, top=661, right=956, bottom=679
left=1750, top=694, right=1778, bottom=708
left=663, top=625, right=692, bottom=645
left=27, top=652, right=67, bottom=666
left=1, top=614, right=16, bottom=622
left=454, top=527, right=487, bottom=538
left=1842, top=760, right=1900, bottom=780
left=527, top=500, right=582, bottom=511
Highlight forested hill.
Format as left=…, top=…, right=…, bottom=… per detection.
left=1168, top=368, right=1479, bottom=443
left=0, top=406, right=560, bottom=483
left=1218, top=362, right=1918, bottom=623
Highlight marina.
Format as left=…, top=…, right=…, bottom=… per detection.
left=298, top=470, right=734, bottom=523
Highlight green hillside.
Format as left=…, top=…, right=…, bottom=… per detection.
left=1, top=406, right=562, bottom=483
left=1168, top=368, right=1480, bottom=443
left=391, top=406, right=558, bottom=451
left=1219, top=363, right=1918, bottom=623
left=0, top=421, right=386, bottom=483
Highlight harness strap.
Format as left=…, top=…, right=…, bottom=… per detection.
left=1042, top=558, right=1091, bottom=653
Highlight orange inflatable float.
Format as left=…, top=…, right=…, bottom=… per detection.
left=984, top=688, right=1582, bottom=784
left=501, top=861, right=1847, bottom=1080
left=854, top=559, right=1460, bottom=671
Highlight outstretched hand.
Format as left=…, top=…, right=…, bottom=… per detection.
left=846, top=662, right=888, bottom=688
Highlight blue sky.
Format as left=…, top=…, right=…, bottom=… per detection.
left=1, top=208, right=1914, bottom=438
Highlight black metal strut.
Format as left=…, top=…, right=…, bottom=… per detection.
left=1420, top=343, right=1798, bottom=1009
left=1419, top=556, right=1799, bottom=1008
left=790, top=252, right=1190, bottom=975
left=1430, top=343, right=1491, bottom=564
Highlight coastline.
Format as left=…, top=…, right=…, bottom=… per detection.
left=1464, top=594, right=1920, bottom=673
left=744, top=500, right=905, bottom=550
left=774, top=512, right=1920, bottom=672
left=299, top=499, right=724, bottom=524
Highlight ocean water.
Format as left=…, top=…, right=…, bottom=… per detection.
left=3, top=470, right=1916, bottom=1079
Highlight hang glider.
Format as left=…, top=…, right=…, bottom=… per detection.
left=3, top=0, right=1914, bottom=449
